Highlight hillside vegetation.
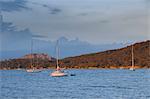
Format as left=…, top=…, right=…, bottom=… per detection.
left=60, top=40, right=150, bottom=69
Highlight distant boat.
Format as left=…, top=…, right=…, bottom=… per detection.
left=50, top=40, right=68, bottom=77
left=26, top=67, right=41, bottom=73
left=26, top=56, right=42, bottom=73
left=16, top=67, right=22, bottom=70
left=26, top=38, right=42, bottom=73
left=26, top=68, right=35, bottom=73
left=129, top=45, right=135, bottom=71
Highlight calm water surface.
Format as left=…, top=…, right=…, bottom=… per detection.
left=0, top=69, right=150, bottom=99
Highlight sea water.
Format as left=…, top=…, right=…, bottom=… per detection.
left=0, top=69, right=150, bottom=99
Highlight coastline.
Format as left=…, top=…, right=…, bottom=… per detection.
left=0, top=66, right=149, bottom=70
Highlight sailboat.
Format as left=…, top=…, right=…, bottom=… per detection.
left=26, top=66, right=41, bottom=72
left=129, top=45, right=135, bottom=71
left=26, top=39, right=41, bottom=73
left=26, top=54, right=41, bottom=73
left=50, top=40, right=68, bottom=77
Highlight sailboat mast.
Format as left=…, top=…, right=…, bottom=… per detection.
left=0, top=9, right=3, bottom=32
left=56, top=40, right=59, bottom=68
left=31, top=38, right=33, bottom=67
left=131, top=45, right=134, bottom=67
left=37, top=40, right=39, bottom=67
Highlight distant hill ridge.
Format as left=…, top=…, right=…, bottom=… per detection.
left=21, top=53, right=55, bottom=61
left=59, top=40, right=150, bottom=69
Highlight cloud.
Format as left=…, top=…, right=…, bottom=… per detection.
left=1, top=21, right=32, bottom=51
left=0, top=0, right=29, bottom=12
left=32, top=34, right=47, bottom=38
left=42, top=4, right=62, bottom=14
left=0, top=0, right=15, bottom=2
left=78, top=13, right=88, bottom=16
left=99, top=20, right=109, bottom=23
left=2, top=0, right=148, bottom=44
left=29, top=1, right=62, bottom=15
left=1, top=22, right=17, bottom=32
left=145, top=0, right=150, bottom=3
left=50, top=8, right=62, bottom=14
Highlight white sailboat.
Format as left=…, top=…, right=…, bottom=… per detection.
left=26, top=67, right=41, bottom=73
left=26, top=55, right=40, bottom=72
left=50, top=40, right=68, bottom=77
left=129, top=45, right=135, bottom=71
left=26, top=39, right=41, bottom=73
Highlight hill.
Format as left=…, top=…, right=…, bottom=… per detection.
left=0, top=40, right=149, bottom=69
left=0, top=53, right=55, bottom=69
left=21, top=53, right=55, bottom=61
left=59, top=40, right=150, bottom=69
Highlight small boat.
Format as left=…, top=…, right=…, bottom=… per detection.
left=50, top=40, right=68, bottom=77
left=26, top=68, right=42, bottom=73
left=50, top=65, right=68, bottom=77
left=16, top=68, right=22, bottom=70
left=26, top=69, right=34, bottom=72
left=70, top=74, right=76, bottom=76
left=26, top=38, right=42, bottom=73
left=51, top=67, right=68, bottom=77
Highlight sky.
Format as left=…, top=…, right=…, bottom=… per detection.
left=1, top=0, right=149, bottom=44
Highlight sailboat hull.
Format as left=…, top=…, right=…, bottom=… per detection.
left=26, top=69, right=42, bottom=73
left=51, top=71, right=68, bottom=77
